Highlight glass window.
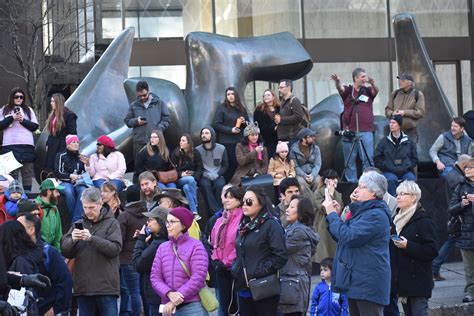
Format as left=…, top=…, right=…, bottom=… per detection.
left=140, top=65, right=186, bottom=89
left=252, top=0, right=302, bottom=37
left=389, top=0, right=468, bottom=37
left=128, top=66, right=141, bottom=78
left=461, top=60, right=472, bottom=114
left=435, top=63, right=458, bottom=115
left=304, top=0, right=388, bottom=38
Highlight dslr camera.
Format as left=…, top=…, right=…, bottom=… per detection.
left=335, top=130, right=356, bottom=138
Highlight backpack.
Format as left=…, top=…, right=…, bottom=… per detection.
left=290, top=96, right=311, bottom=128
left=393, top=89, right=419, bottom=103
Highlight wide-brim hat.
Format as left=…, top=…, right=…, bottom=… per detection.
left=154, top=188, right=188, bottom=206
left=143, top=206, right=169, bottom=222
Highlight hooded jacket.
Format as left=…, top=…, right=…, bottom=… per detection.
left=327, top=199, right=391, bottom=306
left=290, top=141, right=322, bottom=178
left=310, top=281, right=349, bottom=316
left=124, top=93, right=172, bottom=144
left=374, top=132, right=418, bottom=177
left=117, top=201, right=148, bottom=264
left=3, top=189, right=28, bottom=217
left=61, top=205, right=122, bottom=296
left=195, top=126, right=229, bottom=181
left=35, top=195, right=62, bottom=250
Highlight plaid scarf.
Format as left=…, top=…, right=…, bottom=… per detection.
left=239, top=210, right=272, bottom=237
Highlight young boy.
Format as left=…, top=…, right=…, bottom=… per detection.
left=310, top=257, right=348, bottom=316
left=4, top=179, right=27, bottom=217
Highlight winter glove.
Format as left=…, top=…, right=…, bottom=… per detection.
left=20, top=274, right=51, bottom=288
left=213, top=259, right=227, bottom=272
left=0, top=300, right=18, bottom=316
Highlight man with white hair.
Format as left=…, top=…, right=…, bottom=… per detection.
left=385, top=73, right=425, bottom=143
left=323, top=171, right=391, bottom=316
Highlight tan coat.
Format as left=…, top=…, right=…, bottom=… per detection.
left=385, top=88, right=425, bottom=130
left=230, top=143, right=269, bottom=185
left=313, top=186, right=343, bottom=263
left=267, top=157, right=296, bottom=186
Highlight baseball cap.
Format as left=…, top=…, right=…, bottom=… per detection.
left=40, top=178, right=65, bottom=191
left=397, top=73, right=414, bottom=82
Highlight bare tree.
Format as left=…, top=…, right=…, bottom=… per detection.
left=0, top=0, right=93, bottom=123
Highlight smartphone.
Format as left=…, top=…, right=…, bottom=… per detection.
left=159, top=304, right=175, bottom=314
left=74, top=222, right=84, bottom=230
left=144, top=227, right=151, bottom=236
left=13, top=106, right=21, bottom=113
left=391, top=234, right=401, bottom=241
left=141, top=117, right=147, bottom=122
left=324, top=188, right=333, bottom=202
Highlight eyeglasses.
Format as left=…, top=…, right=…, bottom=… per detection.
left=14, top=95, right=24, bottom=100
left=166, top=220, right=181, bottom=226
left=96, top=143, right=103, bottom=146
left=465, top=166, right=474, bottom=171
left=396, top=192, right=413, bottom=197
left=242, top=198, right=254, bottom=206
left=278, top=85, right=287, bottom=90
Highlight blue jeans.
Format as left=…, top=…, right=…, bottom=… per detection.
left=77, top=295, right=118, bottom=316
left=383, top=295, right=400, bottom=316
left=157, top=181, right=177, bottom=190
left=342, top=131, right=374, bottom=182
left=148, top=304, right=160, bottom=316
left=93, top=179, right=125, bottom=192
left=439, top=164, right=454, bottom=178
left=383, top=171, right=416, bottom=196
left=199, top=177, right=226, bottom=215
left=432, top=234, right=458, bottom=275
left=178, top=176, right=198, bottom=213
left=60, top=182, right=87, bottom=222
left=119, top=264, right=142, bottom=316
left=175, top=301, right=208, bottom=316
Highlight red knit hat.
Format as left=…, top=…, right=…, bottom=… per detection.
left=97, top=135, right=115, bottom=148
left=169, top=206, right=194, bottom=232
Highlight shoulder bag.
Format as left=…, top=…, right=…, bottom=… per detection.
left=172, top=244, right=219, bottom=312
left=154, top=159, right=178, bottom=184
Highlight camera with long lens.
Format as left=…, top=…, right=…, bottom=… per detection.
left=335, top=130, right=356, bottom=138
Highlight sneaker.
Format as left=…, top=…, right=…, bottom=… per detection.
left=463, top=294, right=473, bottom=303
left=193, top=214, right=202, bottom=221
left=433, top=273, right=446, bottom=281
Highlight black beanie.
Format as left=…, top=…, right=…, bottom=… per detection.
left=17, top=199, right=39, bottom=215
left=391, top=115, right=403, bottom=128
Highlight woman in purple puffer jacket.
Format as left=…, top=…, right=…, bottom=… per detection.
left=151, top=206, right=209, bottom=316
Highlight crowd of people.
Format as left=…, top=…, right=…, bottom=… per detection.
left=0, top=67, right=473, bottom=316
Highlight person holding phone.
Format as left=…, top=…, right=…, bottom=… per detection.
left=387, top=180, right=437, bottom=316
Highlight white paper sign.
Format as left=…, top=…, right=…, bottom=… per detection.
left=0, top=151, right=23, bottom=175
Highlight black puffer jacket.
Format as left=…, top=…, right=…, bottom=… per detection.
left=389, top=205, right=437, bottom=298
left=448, top=179, right=474, bottom=249
left=170, top=148, right=204, bottom=181
left=374, top=133, right=418, bottom=177
left=231, top=215, right=287, bottom=291
left=54, top=149, right=85, bottom=182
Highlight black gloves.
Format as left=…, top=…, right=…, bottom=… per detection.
left=212, top=259, right=227, bottom=272
left=0, top=301, right=18, bottom=316
left=20, top=274, right=51, bottom=288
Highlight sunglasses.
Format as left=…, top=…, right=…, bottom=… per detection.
left=96, top=143, right=103, bottom=146
left=14, top=95, right=24, bottom=100
left=242, top=198, right=254, bottom=206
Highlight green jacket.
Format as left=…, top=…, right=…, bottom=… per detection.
left=35, top=196, right=63, bottom=250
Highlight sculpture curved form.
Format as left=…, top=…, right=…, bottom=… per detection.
left=34, top=27, right=135, bottom=181
left=185, top=32, right=313, bottom=140
left=392, top=13, right=454, bottom=162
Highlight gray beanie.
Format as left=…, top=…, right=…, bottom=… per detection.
left=244, top=121, right=260, bottom=137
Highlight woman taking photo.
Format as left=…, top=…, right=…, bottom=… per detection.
left=101, top=182, right=123, bottom=219
left=254, top=89, right=280, bottom=158
left=229, top=122, right=269, bottom=186
left=313, top=169, right=343, bottom=264
left=213, top=87, right=249, bottom=182
left=0, top=87, right=39, bottom=192
left=151, top=207, right=209, bottom=316
left=210, top=186, right=245, bottom=315
left=390, top=181, right=437, bottom=315
left=278, top=195, right=319, bottom=316
left=45, top=93, right=77, bottom=171
left=83, top=135, right=126, bottom=192
left=171, top=134, right=203, bottom=216
left=134, top=130, right=177, bottom=189
left=231, top=187, right=287, bottom=315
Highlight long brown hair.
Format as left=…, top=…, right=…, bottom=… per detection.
left=2, top=87, right=32, bottom=119
left=147, top=130, right=169, bottom=161
left=223, top=87, right=247, bottom=114
left=179, top=133, right=194, bottom=161
left=45, top=93, right=66, bottom=136
left=255, top=89, right=280, bottom=117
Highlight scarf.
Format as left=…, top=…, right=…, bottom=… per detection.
left=216, top=209, right=230, bottom=248
left=393, top=204, right=417, bottom=235
left=50, top=115, right=57, bottom=136
left=239, top=210, right=271, bottom=237
left=248, top=143, right=262, bottom=161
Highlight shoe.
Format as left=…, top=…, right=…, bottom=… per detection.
left=463, top=294, right=473, bottom=303
left=193, top=214, right=202, bottom=221
left=433, top=273, right=446, bottom=281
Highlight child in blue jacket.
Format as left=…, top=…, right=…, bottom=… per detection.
left=310, top=257, right=348, bottom=316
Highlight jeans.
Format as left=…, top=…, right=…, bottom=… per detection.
left=93, top=178, right=125, bottom=192
left=342, top=131, right=374, bottom=182
left=157, top=181, right=177, bottom=190
left=215, top=269, right=237, bottom=316
left=383, top=295, right=400, bottom=316
left=401, top=297, right=428, bottom=316
left=119, top=264, right=142, bottom=316
left=77, top=295, right=118, bottom=316
left=238, top=295, right=279, bottom=316
left=383, top=171, right=416, bottom=196
left=178, top=176, right=198, bottom=213
left=199, top=177, right=225, bottom=215
left=175, top=301, right=209, bottom=316
left=461, top=249, right=474, bottom=296
left=432, top=234, right=458, bottom=275
left=60, top=182, right=87, bottom=222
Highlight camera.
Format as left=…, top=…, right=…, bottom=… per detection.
left=335, top=130, right=356, bottom=138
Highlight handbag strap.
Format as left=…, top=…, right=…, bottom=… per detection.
left=172, top=244, right=191, bottom=277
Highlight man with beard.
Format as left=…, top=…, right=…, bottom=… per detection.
left=35, top=178, right=64, bottom=249
left=290, top=128, right=321, bottom=193
left=196, top=126, right=229, bottom=215
left=138, top=171, right=161, bottom=210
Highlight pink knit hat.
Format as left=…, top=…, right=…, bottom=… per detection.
left=65, top=134, right=79, bottom=145
left=97, top=135, right=115, bottom=149
left=276, top=141, right=289, bottom=153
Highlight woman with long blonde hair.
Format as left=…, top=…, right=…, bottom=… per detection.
left=254, top=89, right=280, bottom=158
left=44, top=93, right=77, bottom=171
left=134, top=130, right=177, bottom=189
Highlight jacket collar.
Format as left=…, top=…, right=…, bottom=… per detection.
left=386, top=131, right=408, bottom=145
left=350, top=199, right=390, bottom=218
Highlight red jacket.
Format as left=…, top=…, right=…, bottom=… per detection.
left=0, top=195, right=14, bottom=224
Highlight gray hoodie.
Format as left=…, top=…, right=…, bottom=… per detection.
left=195, top=126, right=229, bottom=180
